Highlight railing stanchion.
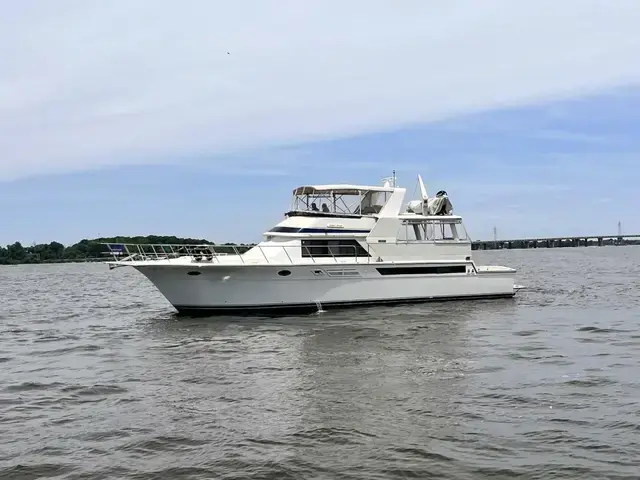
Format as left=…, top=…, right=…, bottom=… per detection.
left=304, top=245, right=315, bottom=263
left=258, top=246, right=268, bottom=264
left=329, top=245, right=337, bottom=263
left=283, top=246, right=293, bottom=264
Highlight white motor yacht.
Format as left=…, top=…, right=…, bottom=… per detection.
left=105, top=173, right=521, bottom=315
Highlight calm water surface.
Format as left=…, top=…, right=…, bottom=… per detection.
left=1, top=247, right=640, bottom=479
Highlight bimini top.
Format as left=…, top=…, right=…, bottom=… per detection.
left=293, top=184, right=396, bottom=195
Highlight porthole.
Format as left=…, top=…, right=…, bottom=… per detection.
left=277, top=270, right=292, bottom=277
left=187, top=271, right=202, bottom=276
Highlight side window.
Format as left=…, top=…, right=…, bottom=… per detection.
left=301, top=240, right=328, bottom=257
left=301, top=239, right=370, bottom=257
left=425, top=222, right=455, bottom=240
left=398, top=221, right=468, bottom=241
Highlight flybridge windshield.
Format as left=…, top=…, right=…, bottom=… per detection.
left=291, top=188, right=391, bottom=215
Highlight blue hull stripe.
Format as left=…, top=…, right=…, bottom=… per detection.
left=269, top=227, right=370, bottom=234
left=299, top=228, right=370, bottom=234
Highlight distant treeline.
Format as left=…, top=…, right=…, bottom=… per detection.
left=0, top=236, right=245, bottom=265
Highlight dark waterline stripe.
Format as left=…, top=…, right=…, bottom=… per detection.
left=173, top=292, right=516, bottom=317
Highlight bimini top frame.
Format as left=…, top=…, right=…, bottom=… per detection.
left=290, top=184, right=394, bottom=216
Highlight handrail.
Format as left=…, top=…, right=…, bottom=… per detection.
left=102, top=243, right=372, bottom=266
left=102, top=242, right=476, bottom=269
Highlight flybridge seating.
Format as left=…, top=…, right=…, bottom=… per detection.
left=287, top=184, right=393, bottom=217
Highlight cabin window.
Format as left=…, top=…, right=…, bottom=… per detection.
left=270, top=227, right=303, bottom=233
left=277, top=270, right=292, bottom=277
left=376, top=265, right=466, bottom=275
left=301, top=239, right=370, bottom=258
left=397, top=220, right=469, bottom=242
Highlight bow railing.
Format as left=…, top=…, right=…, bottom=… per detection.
left=103, top=243, right=373, bottom=265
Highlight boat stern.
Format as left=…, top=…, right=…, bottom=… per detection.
left=474, top=264, right=522, bottom=295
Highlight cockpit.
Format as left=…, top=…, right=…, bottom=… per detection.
left=288, top=185, right=393, bottom=217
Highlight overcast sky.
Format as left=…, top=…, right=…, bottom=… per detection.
left=1, top=1, right=639, bottom=243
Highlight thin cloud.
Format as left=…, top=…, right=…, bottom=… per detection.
left=2, top=0, right=640, bottom=181
left=530, top=130, right=612, bottom=144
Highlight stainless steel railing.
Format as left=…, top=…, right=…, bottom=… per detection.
left=103, top=243, right=372, bottom=265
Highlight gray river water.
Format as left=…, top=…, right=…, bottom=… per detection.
left=1, top=247, right=639, bottom=479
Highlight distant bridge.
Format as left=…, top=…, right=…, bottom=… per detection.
left=471, top=234, right=640, bottom=250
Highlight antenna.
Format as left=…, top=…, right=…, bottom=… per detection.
left=381, top=172, right=395, bottom=188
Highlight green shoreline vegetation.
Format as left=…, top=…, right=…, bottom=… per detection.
left=0, top=236, right=252, bottom=265
left=3, top=235, right=639, bottom=264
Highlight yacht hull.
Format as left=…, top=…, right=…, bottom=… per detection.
left=134, top=263, right=517, bottom=316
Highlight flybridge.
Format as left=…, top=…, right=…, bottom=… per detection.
left=288, top=173, right=454, bottom=219
left=289, top=183, right=394, bottom=217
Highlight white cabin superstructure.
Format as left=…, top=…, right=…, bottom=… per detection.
left=105, top=174, right=520, bottom=315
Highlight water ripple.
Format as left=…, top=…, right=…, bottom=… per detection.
left=0, top=248, right=639, bottom=479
